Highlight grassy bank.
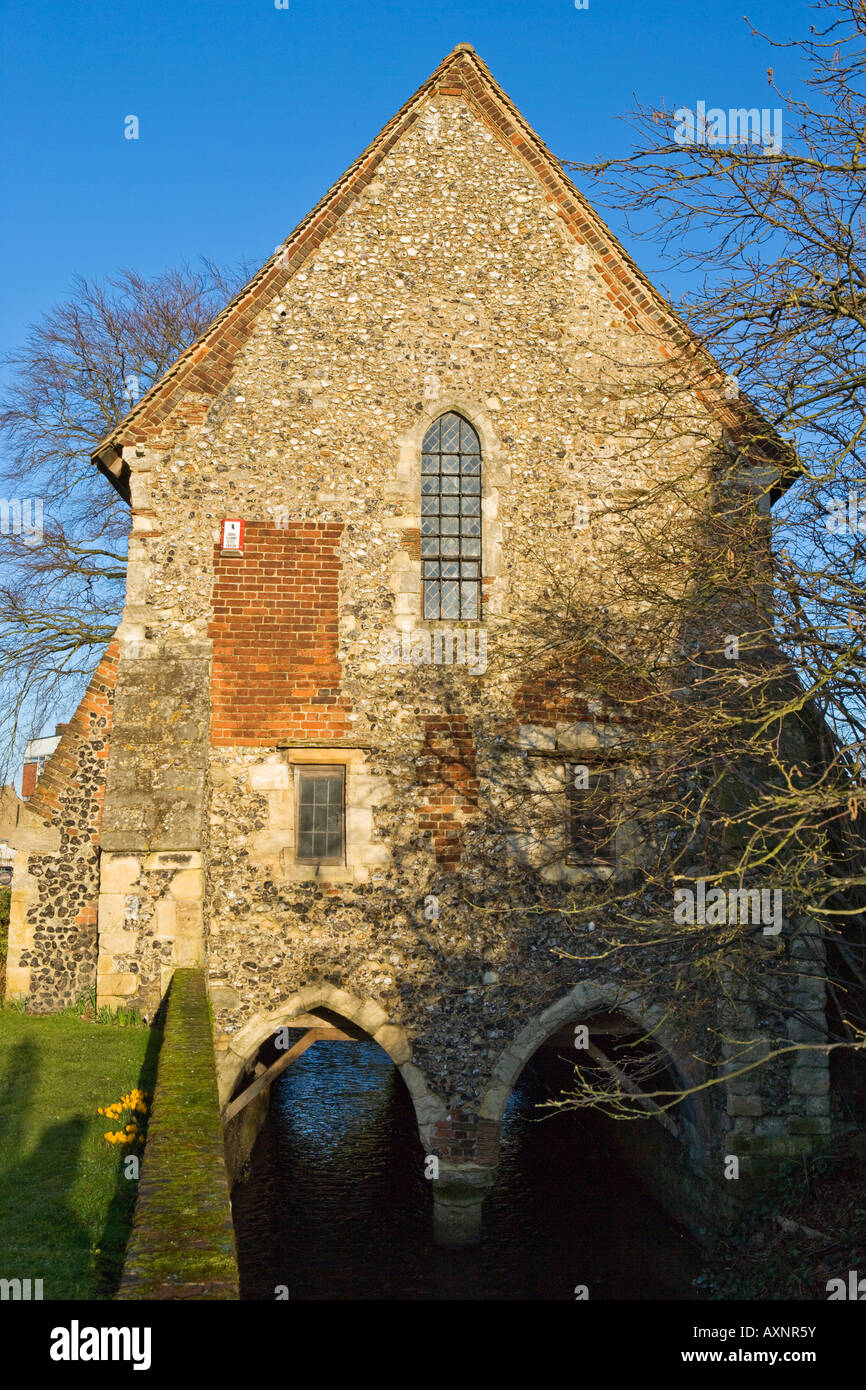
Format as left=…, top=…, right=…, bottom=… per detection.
left=0, top=1007, right=161, bottom=1299
left=696, top=1140, right=866, bottom=1299
left=0, top=886, right=9, bottom=996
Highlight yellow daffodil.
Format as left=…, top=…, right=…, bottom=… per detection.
left=98, top=1089, right=151, bottom=1148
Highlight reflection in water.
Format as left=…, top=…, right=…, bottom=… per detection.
left=231, top=1039, right=701, bottom=1300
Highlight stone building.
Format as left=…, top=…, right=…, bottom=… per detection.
left=4, top=45, right=830, bottom=1242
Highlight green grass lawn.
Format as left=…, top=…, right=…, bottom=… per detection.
left=0, top=886, right=9, bottom=996
left=0, top=1009, right=161, bottom=1299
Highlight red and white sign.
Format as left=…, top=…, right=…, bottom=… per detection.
left=220, top=518, right=245, bottom=553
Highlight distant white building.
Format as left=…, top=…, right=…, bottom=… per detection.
left=21, top=726, right=66, bottom=798
left=0, top=785, right=22, bottom=885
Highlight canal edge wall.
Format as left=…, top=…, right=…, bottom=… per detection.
left=117, top=968, right=239, bottom=1300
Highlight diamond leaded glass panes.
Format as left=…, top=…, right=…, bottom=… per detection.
left=421, top=412, right=481, bottom=620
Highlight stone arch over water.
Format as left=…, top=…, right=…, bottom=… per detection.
left=480, top=979, right=707, bottom=1137
left=217, top=982, right=447, bottom=1175
left=475, top=979, right=718, bottom=1238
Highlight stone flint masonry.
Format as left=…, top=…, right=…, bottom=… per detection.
left=4, top=44, right=830, bottom=1244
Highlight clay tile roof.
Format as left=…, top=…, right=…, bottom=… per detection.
left=93, top=43, right=792, bottom=503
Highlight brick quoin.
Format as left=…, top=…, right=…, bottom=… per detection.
left=417, top=714, right=479, bottom=867
left=209, top=521, right=352, bottom=746
left=28, top=640, right=119, bottom=843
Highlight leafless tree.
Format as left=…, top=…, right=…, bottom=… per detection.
left=481, top=0, right=866, bottom=1117
left=0, top=260, right=247, bottom=775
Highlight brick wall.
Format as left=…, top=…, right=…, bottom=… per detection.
left=515, top=644, right=643, bottom=725
left=417, top=714, right=479, bottom=867
left=209, top=521, right=351, bottom=746
left=516, top=648, right=609, bottom=725
left=433, top=1110, right=500, bottom=1166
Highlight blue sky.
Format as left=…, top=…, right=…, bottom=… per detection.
left=1, top=0, right=817, bottom=359
left=0, top=0, right=819, bottom=759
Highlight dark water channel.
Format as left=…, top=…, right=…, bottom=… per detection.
left=231, top=1039, right=702, bottom=1300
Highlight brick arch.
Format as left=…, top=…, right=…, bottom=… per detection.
left=216, top=982, right=447, bottom=1149
left=479, top=981, right=709, bottom=1150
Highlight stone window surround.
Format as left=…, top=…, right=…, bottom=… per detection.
left=386, top=395, right=509, bottom=632
left=566, top=762, right=617, bottom=868
left=511, top=723, right=633, bottom=884
left=249, top=747, right=391, bottom=886
left=420, top=410, right=483, bottom=622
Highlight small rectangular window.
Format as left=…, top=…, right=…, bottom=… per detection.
left=294, top=765, right=345, bottom=864
left=567, top=766, right=616, bottom=865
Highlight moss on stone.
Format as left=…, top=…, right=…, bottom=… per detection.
left=117, top=968, right=239, bottom=1300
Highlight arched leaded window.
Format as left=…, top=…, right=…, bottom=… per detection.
left=421, top=411, right=482, bottom=620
